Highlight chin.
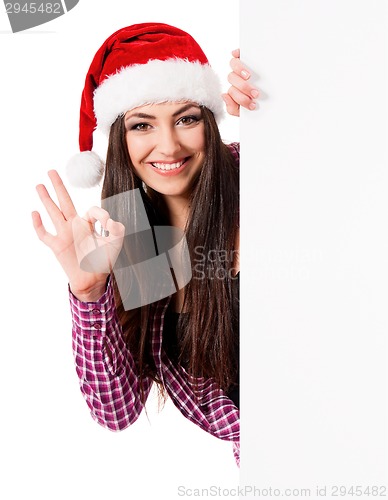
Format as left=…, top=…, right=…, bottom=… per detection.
left=156, top=187, right=191, bottom=198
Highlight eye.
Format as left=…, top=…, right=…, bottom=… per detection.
left=176, top=115, right=201, bottom=126
left=130, top=122, right=152, bottom=131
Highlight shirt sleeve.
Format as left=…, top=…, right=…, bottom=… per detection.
left=225, top=141, right=240, bottom=165
left=69, top=277, right=153, bottom=431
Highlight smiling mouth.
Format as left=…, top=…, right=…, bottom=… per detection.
left=150, top=157, right=189, bottom=171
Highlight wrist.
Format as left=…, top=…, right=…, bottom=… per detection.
left=70, top=277, right=109, bottom=302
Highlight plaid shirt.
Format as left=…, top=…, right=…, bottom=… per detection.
left=69, top=142, right=240, bottom=466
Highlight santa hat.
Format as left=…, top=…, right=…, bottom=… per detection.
left=66, top=22, right=225, bottom=188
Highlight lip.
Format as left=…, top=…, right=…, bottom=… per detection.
left=147, top=157, right=190, bottom=176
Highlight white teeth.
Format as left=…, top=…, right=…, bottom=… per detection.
left=151, top=160, right=185, bottom=171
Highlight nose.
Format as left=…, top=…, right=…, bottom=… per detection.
left=155, top=125, right=182, bottom=158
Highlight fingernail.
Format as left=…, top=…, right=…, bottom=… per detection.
left=241, top=70, right=250, bottom=79
left=251, top=89, right=259, bottom=98
left=249, top=102, right=256, bottom=110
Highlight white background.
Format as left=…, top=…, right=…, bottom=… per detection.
left=0, top=1, right=240, bottom=499
left=1, top=1, right=388, bottom=499
left=240, top=0, right=387, bottom=495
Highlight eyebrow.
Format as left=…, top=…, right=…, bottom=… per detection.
left=125, top=103, right=201, bottom=122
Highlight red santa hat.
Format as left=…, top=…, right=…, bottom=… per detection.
left=66, top=22, right=225, bottom=188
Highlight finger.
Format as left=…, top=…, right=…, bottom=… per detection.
left=227, top=71, right=259, bottom=99
left=230, top=57, right=251, bottom=80
left=106, top=218, right=125, bottom=238
left=222, top=94, right=240, bottom=117
left=36, top=183, right=67, bottom=230
left=231, top=48, right=240, bottom=58
left=83, top=206, right=111, bottom=230
left=31, top=211, right=56, bottom=247
left=227, top=86, right=256, bottom=111
left=47, top=170, right=77, bottom=220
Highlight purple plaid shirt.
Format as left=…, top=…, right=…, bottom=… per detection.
left=69, top=142, right=240, bottom=465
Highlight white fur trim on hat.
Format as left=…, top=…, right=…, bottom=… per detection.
left=66, top=150, right=105, bottom=188
left=94, top=58, right=225, bottom=135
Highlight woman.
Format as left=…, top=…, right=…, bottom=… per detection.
left=32, top=23, right=257, bottom=466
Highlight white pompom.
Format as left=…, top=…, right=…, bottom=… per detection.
left=66, top=151, right=105, bottom=188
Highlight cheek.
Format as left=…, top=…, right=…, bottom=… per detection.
left=187, top=126, right=206, bottom=153
left=125, top=135, right=148, bottom=164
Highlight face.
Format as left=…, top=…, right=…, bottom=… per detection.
left=124, top=101, right=206, bottom=200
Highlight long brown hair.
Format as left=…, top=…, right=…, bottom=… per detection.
left=102, top=106, right=239, bottom=400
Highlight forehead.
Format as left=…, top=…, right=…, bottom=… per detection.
left=124, top=101, right=200, bottom=118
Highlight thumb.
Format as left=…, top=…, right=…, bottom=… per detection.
left=222, top=93, right=240, bottom=117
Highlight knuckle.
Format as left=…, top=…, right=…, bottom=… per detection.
left=241, top=81, right=254, bottom=96
left=229, top=57, right=239, bottom=70
left=228, top=73, right=252, bottom=96
left=230, top=87, right=252, bottom=106
left=91, top=206, right=110, bottom=221
left=241, top=96, right=253, bottom=107
left=228, top=86, right=240, bottom=99
left=117, top=222, right=125, bottom=234
left=108, top=219, right=125, bottom=234
left=227, top=72, right=235, bottom=85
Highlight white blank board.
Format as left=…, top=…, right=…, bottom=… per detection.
left=240, top=0, right=388, bottom=494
